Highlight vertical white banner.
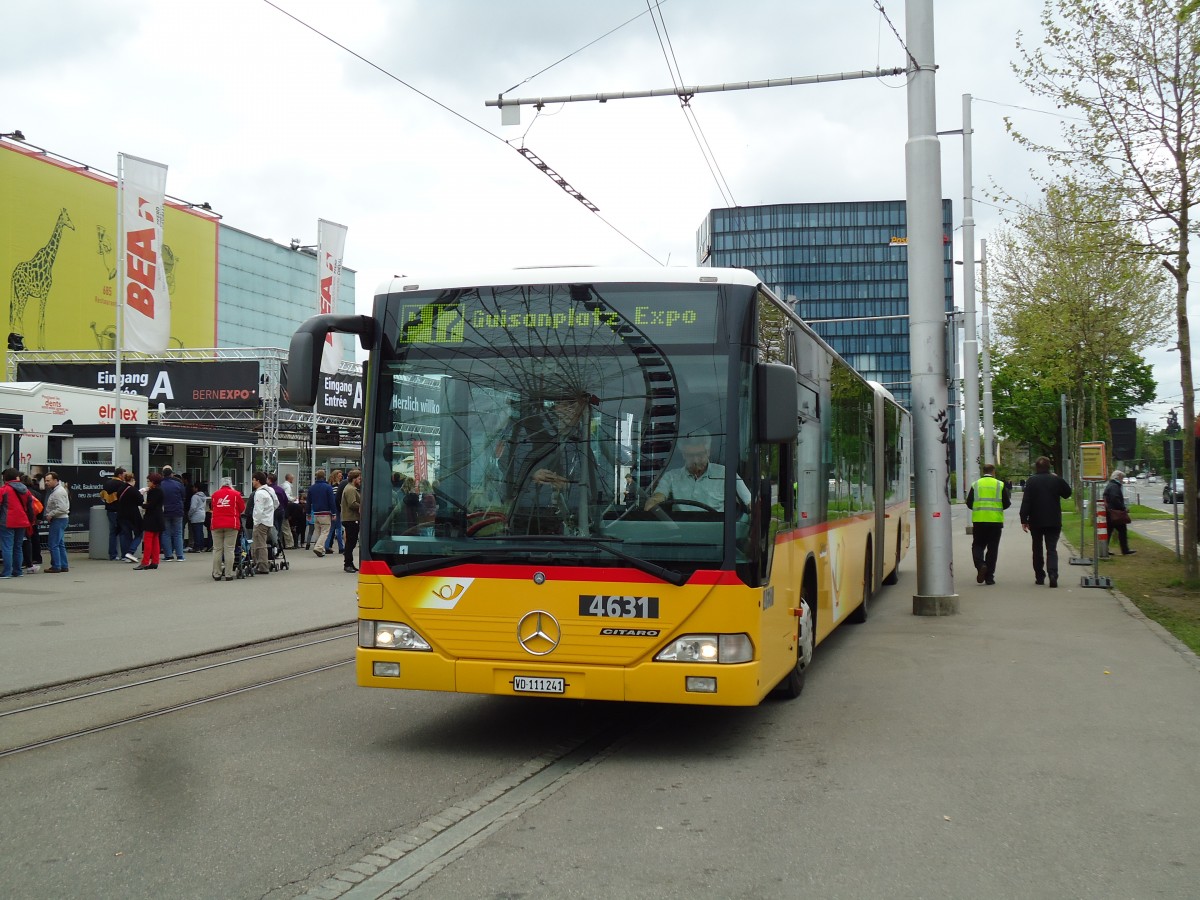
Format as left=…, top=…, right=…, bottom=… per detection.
left=118, top=153, right=170, bottom=353
left=317, top=218, right=347, bottom=374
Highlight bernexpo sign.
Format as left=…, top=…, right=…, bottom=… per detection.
left=17, top=361, right=260, bottom=409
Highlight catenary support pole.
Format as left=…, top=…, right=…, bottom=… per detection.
left=980, top=238, right=995, bottom=466
left=906, top=0, right=958, bottom=615
left=959, top=94, right=981, bottom=512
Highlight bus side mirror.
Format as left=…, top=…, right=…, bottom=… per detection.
left=755, top=363, right=798, bottom=443
left=288, top=314, right=378, bottom=408
left=288, top=329, right=320, bottom=408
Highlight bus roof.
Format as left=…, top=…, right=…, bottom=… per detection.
left=376, top=266, right=767, bottom=296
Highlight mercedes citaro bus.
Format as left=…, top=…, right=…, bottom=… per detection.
left=289, top=267, right=910, bottom=706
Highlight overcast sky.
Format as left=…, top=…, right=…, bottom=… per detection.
left=1, top=0, right=1188, bottom=429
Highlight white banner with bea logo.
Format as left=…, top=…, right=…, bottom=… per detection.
left=118, top=153, right=170, bottom=354
left=317, top=218, right=347, bottom=374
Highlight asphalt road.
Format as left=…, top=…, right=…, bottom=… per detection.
left=2, top=506, right=1198, bottom=900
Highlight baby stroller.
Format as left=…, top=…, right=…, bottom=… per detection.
left=268, top=525, right=290, bottom=572
left=234, top=528, right=257, bottom=579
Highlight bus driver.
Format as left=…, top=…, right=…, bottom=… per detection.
left=644, top=434, right=751, bottom=513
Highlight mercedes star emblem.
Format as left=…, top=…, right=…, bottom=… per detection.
left=516, top=610, right=561, bottom=656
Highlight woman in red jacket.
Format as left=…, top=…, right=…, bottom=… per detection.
left=1, top=467, right=34, bottom=578
left=209, top=477, right=246, bottom=581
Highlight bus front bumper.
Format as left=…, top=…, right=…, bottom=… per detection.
left=356, top=650, right=768, bottom=706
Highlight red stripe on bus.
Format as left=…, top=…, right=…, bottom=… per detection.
left=357, top=560, right=740, bottom=585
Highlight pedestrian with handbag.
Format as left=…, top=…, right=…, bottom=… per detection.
left=1103, top=470, right=1136, bottom=555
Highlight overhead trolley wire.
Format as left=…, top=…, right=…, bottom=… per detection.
left=646, top=0, right=738, bottom=209
left=497, top=3, right=671, bottom=97
left=258, top=0, right=664, bottom=265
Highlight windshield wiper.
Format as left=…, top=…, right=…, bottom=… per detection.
left=389, top=553, right=499, bottom=578
left=473, top=534, right=687, bottom=586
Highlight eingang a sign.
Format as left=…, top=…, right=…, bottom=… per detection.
left=17, top=360, right=260, bottom=409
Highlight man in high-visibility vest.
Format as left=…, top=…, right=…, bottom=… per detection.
left=966, top=463, right=1012, bottom=586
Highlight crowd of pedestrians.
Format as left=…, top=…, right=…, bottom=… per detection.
left=0, top=466, right=363, bottom=581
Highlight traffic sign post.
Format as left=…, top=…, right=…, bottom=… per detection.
left=1078, top=442, right=1112, bottom=588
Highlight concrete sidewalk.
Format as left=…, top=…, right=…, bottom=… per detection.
left=952, top=502, right=1197, bottom=671
left=344, top=504, right=1200, bottom=899
left=0, top=545, right=358, bottom=695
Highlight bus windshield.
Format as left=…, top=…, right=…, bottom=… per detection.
left=367, top=281, right=752, bottom=575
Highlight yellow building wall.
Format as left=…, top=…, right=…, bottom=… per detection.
left=1, top=144, right=217, bottom=356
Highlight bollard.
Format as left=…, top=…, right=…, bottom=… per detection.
left=1096, top=500, right=1110, bottom=559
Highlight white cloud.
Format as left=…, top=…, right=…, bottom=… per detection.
left=0, top=0, right=1192, bottom=425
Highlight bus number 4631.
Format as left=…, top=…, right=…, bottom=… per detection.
left=579, top=595, right=659, bottom=619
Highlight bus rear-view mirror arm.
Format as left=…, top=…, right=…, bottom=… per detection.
left=288, top=314, right=378, bottom=408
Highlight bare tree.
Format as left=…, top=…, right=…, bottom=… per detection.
left=1010, top=0, right=1200, bottom=576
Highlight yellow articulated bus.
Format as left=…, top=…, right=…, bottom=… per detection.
left=290, top=267, right=910, bottom=706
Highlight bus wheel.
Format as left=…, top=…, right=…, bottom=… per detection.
left=849, top=547, right=872, bottom=623
left=882, top=531, right=901, bottom=586
left=773, top=573, right=814, bottom=700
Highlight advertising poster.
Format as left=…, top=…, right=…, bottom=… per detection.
left=44, top=465, right=109, bottom=536
left=0, top=143, right=217, bottom=357
left=1080, top=441, right=1108, bottom=483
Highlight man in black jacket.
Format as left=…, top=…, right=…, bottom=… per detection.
left=1019, top=456, right=1073, bottom=587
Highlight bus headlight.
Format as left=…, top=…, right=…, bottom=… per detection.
left=360, top=620, right=432, bottom=651
left=654, top=634, right=753, bottom=664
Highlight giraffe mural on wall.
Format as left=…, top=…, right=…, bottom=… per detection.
left=96, top=224, right=116, bottom=280
left=10, top=207, right=74, bottom=349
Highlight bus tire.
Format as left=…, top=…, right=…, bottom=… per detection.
left=773, top=567, right=815, bottom=700
left=849, top=546, right=871, bottom=623
left=882, top=530, right=901, bottom=586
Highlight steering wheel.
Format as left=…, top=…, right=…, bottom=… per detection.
left=655, top=499, right=719, bottom=514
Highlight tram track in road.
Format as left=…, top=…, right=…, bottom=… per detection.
left=0, top=622, right=356, bottom=758
left=288, top=709, right=641, bottom=900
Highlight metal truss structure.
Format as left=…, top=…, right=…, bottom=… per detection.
left=7, top=347, right=363, bottom=477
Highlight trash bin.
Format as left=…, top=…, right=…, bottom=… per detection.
left=89, top=505, right=111, bottom=559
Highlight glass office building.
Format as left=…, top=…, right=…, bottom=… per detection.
left=696, top=199, right=955, bottom=413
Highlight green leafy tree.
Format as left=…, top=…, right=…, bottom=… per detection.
left=992, top=348, right=1156, bottom=483
left=989, top=179, right=1166, bottom=507
left=1010, top=0, right=1200, bottom=575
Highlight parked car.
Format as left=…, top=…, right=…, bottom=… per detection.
left=1163, top=478, right=1185, bottom=504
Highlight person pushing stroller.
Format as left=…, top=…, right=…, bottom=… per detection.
left=210, top=477, right=246, bottom=582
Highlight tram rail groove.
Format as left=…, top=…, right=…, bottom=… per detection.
left=0, top=660, right=353, bottom=758
left=289, top=717, right=638, bottom=900
left=0, top=620, right=356, bottom=705
left=0, top=623, right=357, bottom=757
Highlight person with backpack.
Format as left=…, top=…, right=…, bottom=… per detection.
left=1, top=467, right=35, bottom=578
left=20, top=473, right=46, bottom=573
